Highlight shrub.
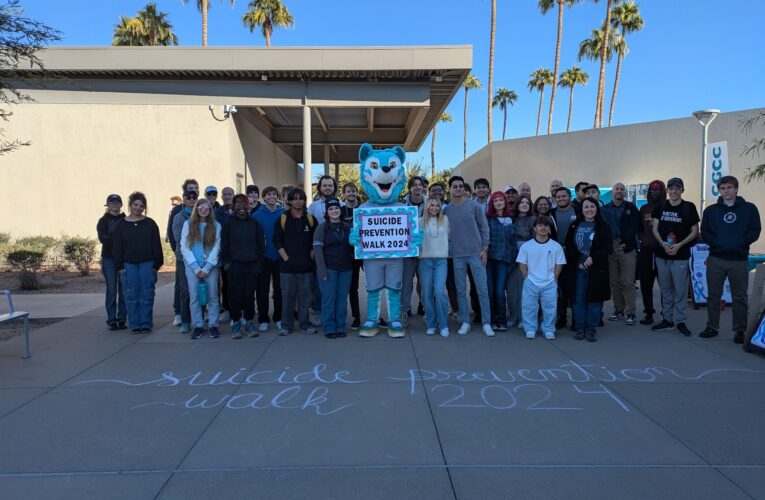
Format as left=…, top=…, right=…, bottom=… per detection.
left=5, top=248, right=45, bottom=290
left=0, top=232, right=10, bottom=245
left=15, top=235, right=57, bottom=253
left=162, top=239, right=175, bottom=267
left=63, top=237, right=97, bottom=276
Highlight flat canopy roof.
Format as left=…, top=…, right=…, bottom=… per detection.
left=9, top=46, right=472, bottom=163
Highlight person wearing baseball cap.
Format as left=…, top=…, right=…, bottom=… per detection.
left=636, top=180, right=666, bottom=325
left=97, top=194, right=127, bottom=330
left=650, top=176, right=699, bottom=337
left=205, top=186, right=220, bottom=209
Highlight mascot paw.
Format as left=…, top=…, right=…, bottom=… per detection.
left=358, top=321, right=379, bottom=337
left=387, top=322, right=406, bottom=338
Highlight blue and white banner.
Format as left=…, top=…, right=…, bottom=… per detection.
left=706, top=141, right=729, bottom=202
left=353, top=206, right=419, bottom=259
left=690, top=243, right=731, bottom=304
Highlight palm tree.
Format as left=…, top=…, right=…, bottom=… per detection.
left=607, top=1, right=643, bottom=126
left=558, top=67, right=589, bottom=132
left=431, top=112, right=453, bottom=177
left=538, top=0, right=582, bottom=135
left=593, top=0, right=618, bottom=128
left=112, top=3, right=178, bottom=46
left=577, top=28, right=625, bottom=125
left=487, top=0, right=496, bottom=143
left=182, top=0, right=235, bottom=47
left=462, top=74, right=482, bottom=159
left=491, top=88, right=518, bottom=140
left=242, top=0, right=294, bottom=47
left=527, top=68, right=554, bottom=136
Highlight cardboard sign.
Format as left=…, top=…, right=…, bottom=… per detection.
left=690, top=244, right=731, bottom=304
left=353, top=206, right=419, bottom=259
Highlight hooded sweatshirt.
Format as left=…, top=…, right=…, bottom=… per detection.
left=701, top=195, right=761, bottom=261
left=639, top=181, right=666, bottom=249
left=252, top=203, right=284, bottom=262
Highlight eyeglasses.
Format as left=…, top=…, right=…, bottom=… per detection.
left=206, top=192, right=218, bottom=197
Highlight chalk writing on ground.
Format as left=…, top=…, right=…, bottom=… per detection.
left=74, top=362, right=760, bottom=416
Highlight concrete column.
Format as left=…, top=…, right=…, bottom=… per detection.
left=302, top=105, right=312, bottom=192
left=323, top=144, right=330, bottom=176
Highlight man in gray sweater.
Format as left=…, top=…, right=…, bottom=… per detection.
left=443, top=176, right=494, bottom=337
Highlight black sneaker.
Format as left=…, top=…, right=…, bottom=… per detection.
left=651, top=320, right=674, bottom=332
left=108, top=322, right=119, bottom=331
left=140, top=328, right=152, bottom=334
left=118, top=322, right=127, bottom=330
left=575, top=331, right=585, bottom=340
left=131, top=328, right=141, bottom=334
left=325, top=333, right=339, bottom=339
left=698, top=327, right=719, bottom=339
left=608, top=311, right=624, bottom=321
left=350, top=318, right=361, bottom=330
left=639, top=314, right=654, bottom=325
left=337, top=332, right=347, bottom=338
left=625, top=314, right=637, bottom=326
left=586, top=331, right=598, bottom=342
left=209, top=327, right=220, bottom=338
left=191, top=327, right=203, bottom=339
left=733, top=331, right=745, bottom=344
left=676, top=323, right=691, bottom=337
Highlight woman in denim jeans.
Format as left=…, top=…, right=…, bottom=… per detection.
left=97, top=194, right=126, bottom=330
left=181, top=198, right=222, bottom=339
left=313, top=198, right=353, bottom=339
left=418, top=198, right=450, bottom=337
left=113, top=192, right=164, bottom=333
left=486, top=192, right=517, bottom=332
left=562, top=198, right=612, bottom=342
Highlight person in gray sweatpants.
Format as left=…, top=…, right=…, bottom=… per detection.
left=650, top=178, right=699, bottom=337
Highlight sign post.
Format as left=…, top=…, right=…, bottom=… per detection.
left=353, top=206, right=419, bottom=259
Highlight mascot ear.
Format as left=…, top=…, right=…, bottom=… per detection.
left=392, top=146, right=406, bottom=164
left=359, top=143, right=374, bottom=163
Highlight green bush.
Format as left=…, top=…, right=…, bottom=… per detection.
left=15, top=235, right=57, bottom=253
left=162, top=239, right=175, bottom=268
left=5, top=248, right=45, bottom=290
left=63, top=237, right=97, bottom=276
left=0, top=232, right=10, bottom=245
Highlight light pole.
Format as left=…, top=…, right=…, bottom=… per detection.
left=692, top=109, right=720, bottom=211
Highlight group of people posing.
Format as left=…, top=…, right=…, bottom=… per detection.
left=97, top=172, right=760, bottom=344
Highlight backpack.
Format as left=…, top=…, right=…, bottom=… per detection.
left=280, top=213, right=316, bottom=231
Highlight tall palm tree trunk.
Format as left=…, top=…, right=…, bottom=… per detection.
left=265, top=29, right=271, bottom=46
left=202, top=0, right=208, bottom=47
left=463, top=90, right=469, bottom=159
left=594, top=0, right=613, bottom=128
left=487, top=0, right=496, bottom=143
left=608, top=50, right=623, bottom=127
left=566, top=87, right=574, bottom=132
left=547, top=0, right=563, bottom=135
left=536, top=89, right=545, bottom=136
left=502, top=107, right=507, bottom=140
left=431, top=124, right=437, bottom=178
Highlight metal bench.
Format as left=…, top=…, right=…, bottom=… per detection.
left=1, top=290, right=31, bottom=358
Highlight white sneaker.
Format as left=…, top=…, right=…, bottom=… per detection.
left=258, top=322, right=269, bottom=332
left=173, top=314, right=182, bottom=326
left=526, top=331, right=537, bottom=339
left=458, top=322, right=470, bottom=335
left=425, top=328, right=436, bottom=335
left=544, top=332, right=556, bottom=340
left=440, top=328, right=450, bottom=338
left=482, top=324, right=495, bottom=337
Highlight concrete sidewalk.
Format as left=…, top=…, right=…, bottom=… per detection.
left=0, top=284, right=763, bottom=499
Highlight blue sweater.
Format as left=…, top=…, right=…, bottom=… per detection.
left=252, top=204, right=284, bottom=261
left=701, top=196, right=761, bottom=261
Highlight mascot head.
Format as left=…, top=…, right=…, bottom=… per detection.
left=358, top=143, right=407, bottom=204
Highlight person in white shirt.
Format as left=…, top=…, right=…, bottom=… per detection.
left=516, top=216, right=566, bottom=339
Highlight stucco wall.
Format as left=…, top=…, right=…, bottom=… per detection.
left=453, top=108, right=765, bottom=253
left=0, top=103, right=297, bottom=240
left=233, top=114, right=300, bottom=192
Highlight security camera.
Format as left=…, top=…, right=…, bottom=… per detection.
left=224, top=104, right=238, bottom=115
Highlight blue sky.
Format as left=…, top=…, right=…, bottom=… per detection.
left=23, top=0, right=765, bottom=179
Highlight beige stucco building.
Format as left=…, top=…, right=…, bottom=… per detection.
left=453, top=108, right=765, bottom=253
left=1, top=46, right=471, bottom=239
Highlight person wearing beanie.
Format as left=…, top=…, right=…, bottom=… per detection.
left=699, top=175, right=761, bottom=343
left=313, top=198, right=354, bottom=338
left=637, top=180, right=666, bottom=325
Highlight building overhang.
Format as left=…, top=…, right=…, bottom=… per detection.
left=6, top=46, right=472, bottom=163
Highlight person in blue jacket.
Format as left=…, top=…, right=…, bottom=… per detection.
left=699, top=175, right=761, bottom=343
left=252, top=186, right=284, bottom=333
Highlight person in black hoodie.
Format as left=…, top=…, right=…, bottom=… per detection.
left=699, top=176, right=761, bottom=343
left=562, top=197, right=612, bottom=342
left=602, top=182, right=641, bottom=325
left=113, top=192, right=164, bottom=333
left=273, top=188, right=317, bottom=336
left=97, top=194, right=127, bottom=330
left=221, top=194, right=265, bottom=339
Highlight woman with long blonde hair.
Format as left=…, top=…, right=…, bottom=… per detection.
left=418, top=197, right=451, bottom=337
left=181, top=198, right=222, bottom=339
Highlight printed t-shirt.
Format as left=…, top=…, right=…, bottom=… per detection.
left=651, top=200, right=700, bottom=260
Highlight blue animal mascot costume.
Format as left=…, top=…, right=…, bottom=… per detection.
left=350, top=143, right=421, bottom=338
